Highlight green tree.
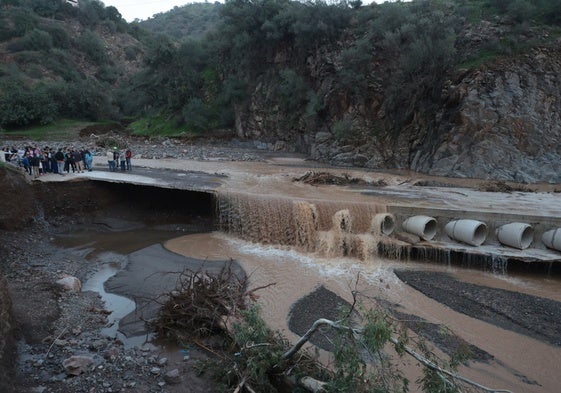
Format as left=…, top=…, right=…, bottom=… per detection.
left=79, top=29, right=107, bottom=64
left=0, top=79, right=58, bottom=127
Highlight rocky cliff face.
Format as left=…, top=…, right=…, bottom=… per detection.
left=0, top=167, right=30, bottom=393
left=415, top=46, right=561, bottom=183
left=239, top=36, right=561, bottom=184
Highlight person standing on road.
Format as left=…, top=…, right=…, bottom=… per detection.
left=65, top=148, right=76, bottom=173
left=54, top=148, right=65, bottom=175
left=73, top=149, right=84, bottom=173
left=119, top=149, right=126, bottom=171
left=113, top=147, right=120, bottom=172
left=21, top=152, right=31, bottom=175
left=84, top=149, right=93, bottom=171
left=30, top=149, right=40, bottom=178
left=107, top=148, right=116, bottom=171
left=125, top=148, right=132, bottom=171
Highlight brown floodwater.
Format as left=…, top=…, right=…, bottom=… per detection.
left=59, top=155, right=561, bottom=392
left=166, top=232, right=561, bottom=393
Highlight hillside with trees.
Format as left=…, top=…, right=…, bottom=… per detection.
left=1, top=0, right=561, bottom=182
left=139, top=2, right=223, bottom=40
left=0, top=0, right=154, bottom=128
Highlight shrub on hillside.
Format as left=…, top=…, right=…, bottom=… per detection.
left=0, top=81, right=58, bottom=127
left=7, top=29, right=54, bottom=53
left=79, top=29, right=108, bottom=65
left=42, top=24, right=72, bottom=49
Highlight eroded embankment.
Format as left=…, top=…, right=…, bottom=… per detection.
left=0, top=167, right=217, bottom=392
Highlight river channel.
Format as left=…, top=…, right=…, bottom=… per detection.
left=52, top=218, right=561, bottom=393
left=44, top=155, right=561, bottom=392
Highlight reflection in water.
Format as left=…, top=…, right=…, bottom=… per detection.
left=56, top=227, right=188, bottom=347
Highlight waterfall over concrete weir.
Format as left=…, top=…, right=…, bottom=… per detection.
left=217, top=192, right=389, bottom=259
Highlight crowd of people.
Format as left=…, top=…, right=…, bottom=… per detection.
left=1, top=145, right=132, bottom=177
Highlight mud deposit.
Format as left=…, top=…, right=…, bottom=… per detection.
left=395, top=270, right=561, bottom=345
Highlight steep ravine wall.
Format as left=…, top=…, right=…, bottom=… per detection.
left=0, top=168, right=216, bottom=391
left=0, top=166, right=34, bottom=393
left=416, top=46, right=561, bottom=183
left=240, top=45, right=561, bottom=184
left=0, top=273, right=14, bottom=393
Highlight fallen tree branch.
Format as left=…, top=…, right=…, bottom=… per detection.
left=387, top=336, right=513, bottom=393
left=45, top=327, right=67, bottom=360
left=244, top=282, right=276, bottom=301
left=282, top=318, right=340, bottom=360
left=282, top=317, right=513, bottom=393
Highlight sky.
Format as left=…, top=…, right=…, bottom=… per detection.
left=101, top=0, right=195, bottom=22
left=101, top=0, right=380, bottom=22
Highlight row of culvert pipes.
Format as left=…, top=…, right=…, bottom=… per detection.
left=373, top=213, right=561, bottom=251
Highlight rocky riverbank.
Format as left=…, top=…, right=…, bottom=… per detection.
left=0, top=219, right=219, bottom=393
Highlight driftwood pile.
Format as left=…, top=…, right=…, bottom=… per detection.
left=294, top=171, right=387, bottom=186
left=152, top=262, right=248, bottom=342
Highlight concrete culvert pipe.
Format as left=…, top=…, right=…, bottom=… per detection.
left=542, top=229, right=561, bottom=252
left=402, top=215, right=437, bottom=241
left=444, top=219, right=488, bottom=246
left=371, top=213, right=396, bottom=236
left=496, top=222, right=534, bottom=250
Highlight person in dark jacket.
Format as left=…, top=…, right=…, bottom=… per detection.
left=54, top=148, right=65, bottom=175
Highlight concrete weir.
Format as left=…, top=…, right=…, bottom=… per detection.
left=38, top=162, right=561, bottom=274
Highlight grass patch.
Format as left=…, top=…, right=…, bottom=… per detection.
left=0, top=119, right=100, bottom=140
left=129, top=116, right=198, bottom=138
left=457, top=49, right=503, bottom=70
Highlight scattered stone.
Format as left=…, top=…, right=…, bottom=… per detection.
left=54, top=339, right=68, bottom=346
left=103, top=346, right=120, bottom=362
left=164, top=368, right=182, bottom=385
left=55, top=275, right=82, bottom=292
left=62, top=355, right=95, bottom=376
left=41, top=336, right=53, bottom=345
left=90, top=339, right=107, bottom=350
left=157, top=357, right=167, bottom=366
left=149, top=367, right=161, bottom=375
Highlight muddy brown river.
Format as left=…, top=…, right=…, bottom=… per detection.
left=51, top=155, right=561, bottom=392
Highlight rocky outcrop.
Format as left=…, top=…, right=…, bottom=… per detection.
left=239, top=30, right=561, bottom=183
left=415, top=46, right=561, bottom=183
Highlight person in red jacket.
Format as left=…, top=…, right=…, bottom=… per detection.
left=125, top=148, right=132, bottom=171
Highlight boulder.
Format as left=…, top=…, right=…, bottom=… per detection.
left=62, top=355, right=94, bottom=376
left=164, top=368, right=182, bottom=385
left=55, top=276, right=82, bottom=292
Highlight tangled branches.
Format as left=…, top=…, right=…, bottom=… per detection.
left=152, top=261, right=248, bottom=341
